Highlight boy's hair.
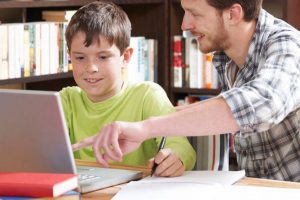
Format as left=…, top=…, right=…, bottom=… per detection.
left=206, top=0, right=263, bottom=21
left=65, top=1, right=131, bottom=54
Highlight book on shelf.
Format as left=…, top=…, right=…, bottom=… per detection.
left=0, top=21, right=155, bottom=82
left=172, top=35, right=218, bottom=89
left=172, top=35, right=183, bottom=88
left=0, top=21, right=69, bottom=80
left=42, top=10, right=76, bottom=23
left=0, top=172, right=78, bottom=198
left=124, top=36, right=158, bottom=83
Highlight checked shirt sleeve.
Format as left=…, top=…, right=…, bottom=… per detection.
left=220, top=33, right=300, bottom=134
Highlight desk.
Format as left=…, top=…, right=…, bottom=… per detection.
left=76, top=160, right=150, bottom=200
left=76, top=160, right=300, bottom=200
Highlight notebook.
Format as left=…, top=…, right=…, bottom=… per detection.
left=0, top=89, right=143, bottom=193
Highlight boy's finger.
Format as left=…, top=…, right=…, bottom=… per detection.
left=147, top=158, right=154, bottom=168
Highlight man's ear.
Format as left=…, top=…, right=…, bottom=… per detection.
left=224, top=3, right=244, bottom=25
left=122, top=47, right=133, bottom=68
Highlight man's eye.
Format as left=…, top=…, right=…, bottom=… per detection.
left=190, top=11, right=201, bottom=17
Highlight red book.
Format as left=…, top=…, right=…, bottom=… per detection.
left=0, top=172, right=78, bottom=198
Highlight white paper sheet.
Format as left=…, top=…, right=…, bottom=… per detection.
left=112, top=170, right=248, bottom=200
left=113, top=184, right=300, bottom=200
left=139, top=170, right=246, bottom=185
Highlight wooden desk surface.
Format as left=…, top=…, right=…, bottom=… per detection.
left=77, top=160, right=150, bottom=200
left=76, top=160, right=300, bottom=200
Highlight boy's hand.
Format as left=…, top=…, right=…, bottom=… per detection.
left=147, top=148, right=184, bottom=177
left=72, top=121, right=147, bottom=167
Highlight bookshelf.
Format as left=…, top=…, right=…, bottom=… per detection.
left=0, top=0, right=169, bottom=91
left=0, top=0, right=299, bottom=94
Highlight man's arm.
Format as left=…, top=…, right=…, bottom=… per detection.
left=72, top=96, right=239, bottom=167
left=145, top=96, right=240, bottom=138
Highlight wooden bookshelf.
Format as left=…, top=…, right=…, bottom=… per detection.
left=1, top=0, right=300, bottom=95
left=0, top=71, right=73, bottom=85
left=0, top=0, right=165, bottom=8
left=0, top=0, right=169, bottom=92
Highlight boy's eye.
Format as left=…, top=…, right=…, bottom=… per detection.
left=75, top=56, right=84, bottom=60
left=99, top=54, right=112, bottom=60
left=99, top=56, right=107, bottom=60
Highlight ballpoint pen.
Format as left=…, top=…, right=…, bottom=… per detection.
left=150, top=137, right=166, bottom=177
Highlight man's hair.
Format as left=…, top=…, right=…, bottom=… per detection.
left=206, top=0, right=263, bottom=21
left=65, top=1, right=131, bottom=54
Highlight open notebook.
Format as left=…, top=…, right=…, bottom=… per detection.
left=0, top=89, right=143, bottom=193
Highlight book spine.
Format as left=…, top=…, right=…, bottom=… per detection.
left=173, top=35, right=183, bottom=87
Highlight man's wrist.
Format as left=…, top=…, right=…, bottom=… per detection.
left=141, top=116, right=158, bottom=140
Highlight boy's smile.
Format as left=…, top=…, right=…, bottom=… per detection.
left=70, top=31, right=128, bottom=103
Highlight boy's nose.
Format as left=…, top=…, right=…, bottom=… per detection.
left=86, top=63, right=99, bottom=73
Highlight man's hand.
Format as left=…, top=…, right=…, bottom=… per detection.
left=72, top=121, right=148, bottom=167
left=148, top=148, right=185, bottom=177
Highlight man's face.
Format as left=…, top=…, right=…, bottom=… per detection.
left=69, top=31, right=127, bottom=102
left=181, top=0, right=230, bottom=53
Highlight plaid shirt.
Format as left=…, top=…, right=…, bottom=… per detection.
left=213, top=9, right=300, bottom=181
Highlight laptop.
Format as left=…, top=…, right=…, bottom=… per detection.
left=0, top=89, right=143, bottom=193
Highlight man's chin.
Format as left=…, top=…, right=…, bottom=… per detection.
left=198, top=43, right=220, bottom=54
left=198, top=47, right=213, bottom=54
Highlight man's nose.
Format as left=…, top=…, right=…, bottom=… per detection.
left=181, top=12, right=193, bottom=31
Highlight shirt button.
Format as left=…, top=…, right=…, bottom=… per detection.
left=242, top=150, right=248, bottom=156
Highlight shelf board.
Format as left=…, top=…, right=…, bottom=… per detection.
left=0, top=71, right=73, bottom=85
left=171, top=87, right=221, bottom=95
left=0, top=0, right=164, bottom=8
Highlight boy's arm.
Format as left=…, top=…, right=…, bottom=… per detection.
left=142, top=83, right=196, bottom=171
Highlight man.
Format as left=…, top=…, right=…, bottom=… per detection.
left=73, top=0, right=300, bottom=181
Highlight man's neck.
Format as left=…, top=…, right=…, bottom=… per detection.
left=225, top=20, right=257, bottom=68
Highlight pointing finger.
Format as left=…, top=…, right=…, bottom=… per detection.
left=72, top=135, right=97, bottom=152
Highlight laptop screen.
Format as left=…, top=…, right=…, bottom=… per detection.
left=0, top=89, right=76, bottom=174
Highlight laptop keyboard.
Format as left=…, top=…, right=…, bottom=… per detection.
left=79, top=174, right=102, bottom=182
left=77, top=166, right=103, bottom=182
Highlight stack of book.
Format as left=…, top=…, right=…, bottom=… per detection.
left=0, top=172, right=79, bottom=199
left=42, top=10, right=76, bottom=23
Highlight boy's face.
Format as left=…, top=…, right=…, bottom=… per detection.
left=70, top=31, right=132, bottom=102
left=181, top=0, right=230, bottom=53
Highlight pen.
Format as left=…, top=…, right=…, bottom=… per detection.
left=150, top=137, right=166, bottom=177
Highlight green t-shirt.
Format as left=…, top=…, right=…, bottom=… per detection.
left=60, top=81, right=196, bottom=170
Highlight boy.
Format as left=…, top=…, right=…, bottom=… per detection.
left=60, top=1, right=196, bottom=177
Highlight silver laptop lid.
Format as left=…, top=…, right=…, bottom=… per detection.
left=0, top=89, right=76, bottom=174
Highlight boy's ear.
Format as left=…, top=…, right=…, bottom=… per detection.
left=122, top=47, right=133, bottom=68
